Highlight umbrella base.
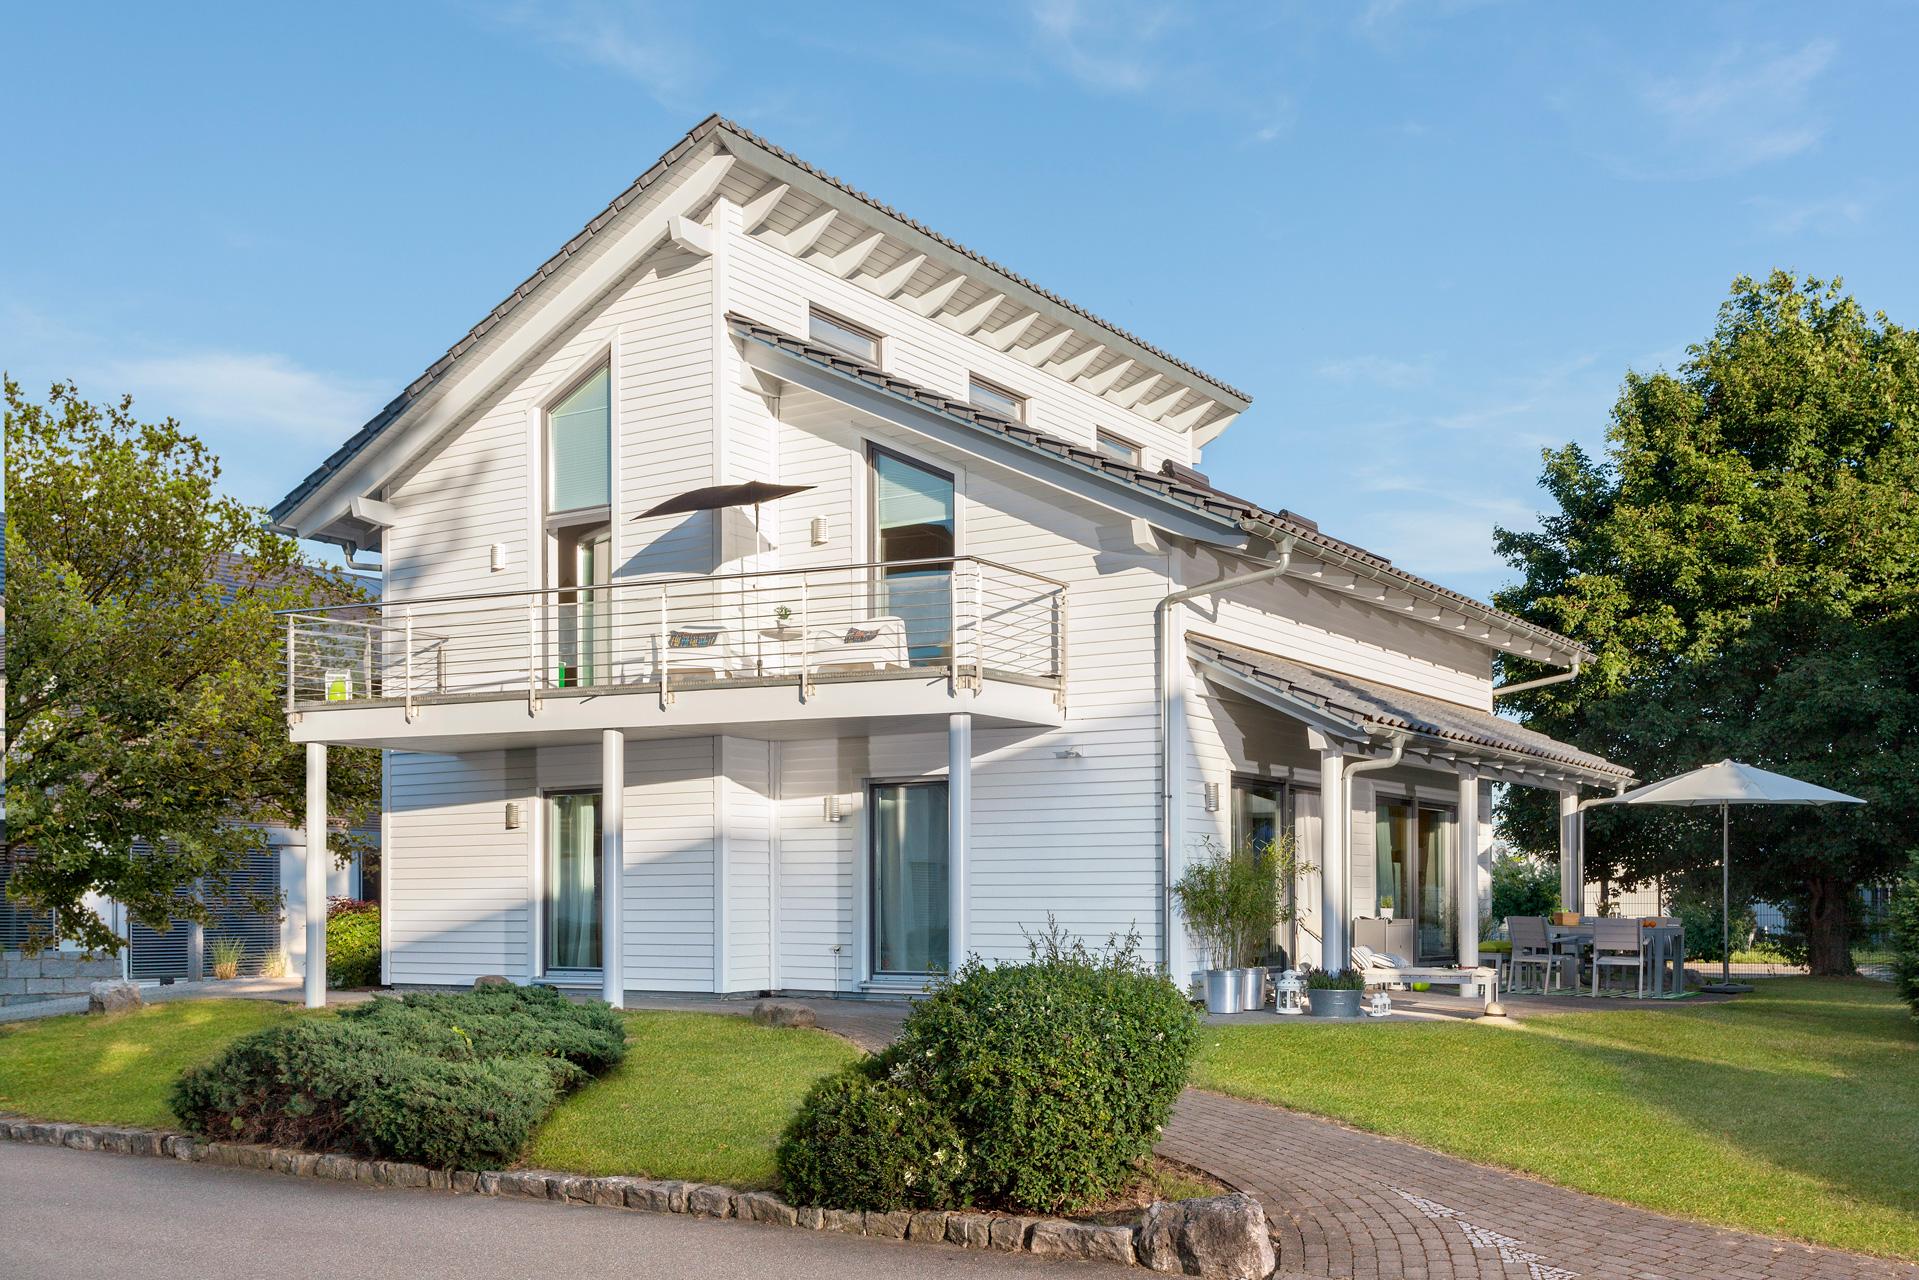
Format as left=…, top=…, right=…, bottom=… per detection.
left=1697, top=982, right=1754, bottom=995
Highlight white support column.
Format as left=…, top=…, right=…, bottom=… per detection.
left=1558, top=788, right=1582, bottom=913
left=1456, top=770, right=1480, bottom=968
left=601, top=729, right=625, bottom=1008
left=1314, top=735, right=1349, bottom=972
left=304, top=743, right=327, bottom=1009
left=947, top=712, right=972, bottom=972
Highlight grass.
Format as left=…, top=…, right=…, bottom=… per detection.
left=526, top=1010, right=858, bottom=1188
left=1194, top=977, right=1919, bottom=1260
left=0, top=1000, right=313, bottom=1127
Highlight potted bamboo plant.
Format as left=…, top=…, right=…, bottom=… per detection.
left=1173, top=847, right=1239, bottom=1013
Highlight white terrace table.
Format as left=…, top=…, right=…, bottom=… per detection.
left=1548, top=921, right=1686, bottom=997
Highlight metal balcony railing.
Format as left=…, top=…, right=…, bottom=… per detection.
left=281, top=556, right=1067, bottom=719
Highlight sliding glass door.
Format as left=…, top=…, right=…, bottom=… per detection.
left=871, top=781, right=948, bottom=975
left=1373, top=797, right=1455, bottom=963
left=545, top=791, right=601, bottom=972
left=1416, top=805, right=1453, bottom=963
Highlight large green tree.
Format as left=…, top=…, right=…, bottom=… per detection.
left=1493, top=272, right=1919, bottom=974
left=3, top=380, right=379, bottom=953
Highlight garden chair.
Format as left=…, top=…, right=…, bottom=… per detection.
left=1590, top=917, right=1649, bottom=998
left=1506, top=916, right=1563, bottom=993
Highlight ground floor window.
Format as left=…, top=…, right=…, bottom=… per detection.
left=1232, top=777, right=1319, bottom=963
left=545, top=790, right=601, bottom=971
left=1374, top=797, right=1455, bottom=963
left=871, top=780, right=948, bottom=975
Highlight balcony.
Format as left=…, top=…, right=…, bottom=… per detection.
left=281, top=557, right=1068, bottom=750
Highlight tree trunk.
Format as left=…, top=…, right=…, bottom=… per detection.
left=1805, top=876, right=1856, bottom=976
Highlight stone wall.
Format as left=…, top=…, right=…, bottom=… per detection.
left=0, top=949, right=123, bottom=1007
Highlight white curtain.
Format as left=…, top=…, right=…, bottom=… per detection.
left=547, top=793, right=601, bottom=970
left=1292, top=790, right=1322, bottom=968
left=874, top=783, right=948, bottom=973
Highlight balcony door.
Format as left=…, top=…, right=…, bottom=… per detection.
left=552, top=521, right=610, bottom=688
left=546, top=363, right=612, bottom=689
left=545, top=791, right=601, bottom=973
left=869, top=446, right=954, bottom=665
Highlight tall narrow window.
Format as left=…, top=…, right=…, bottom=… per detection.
left=1416, top=806, right=1454, bottom=963
left=967, top=375, right=1026, bottom=422
left=870, top=446, right=955, bottom=664
left=1232, top=777, right=1287, bottom=957
left=545, top=791, right=601, bottom=972
left=548, top=365, right=611, bottom=514
left=872, top=781, right=948, bottom=975
left=808, top=308, right=881, bottom=365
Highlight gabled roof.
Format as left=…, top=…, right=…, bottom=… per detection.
left=272, top=114, right=1244, bottom=529
left=731, top=313, right=1592, bottom=666
left=1191, top=637, right=1630, bottom=781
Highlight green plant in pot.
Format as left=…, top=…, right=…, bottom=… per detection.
left=1305, top=967, right=1366, bottom=1018
left=1174, top=834, right=1308, bottom=1013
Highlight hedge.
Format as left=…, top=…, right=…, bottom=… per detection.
left=326, top=901, right=380, bottom=989
left=171, top=984, right=626, bottom=1169
left=777, top=924, right=1199, bottom=1214
left=1891, top=850, right=1919, bottom=1022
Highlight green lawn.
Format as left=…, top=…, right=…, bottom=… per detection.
left=528, top=1010, right=858, bottom=1188
left=0, top=1000, right=312, bottom=1127
left=0, top=1001, right=856, bottom=1191
left=1194, top=977, right=1919, bottom=1260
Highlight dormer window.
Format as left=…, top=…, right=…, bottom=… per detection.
left=967, top=375, right=1026, bottom=423
left=808, top=307, right=882, bottom=365
left=1094, top=429, right=1141, bottom=466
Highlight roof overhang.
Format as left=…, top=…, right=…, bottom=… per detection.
left=738, top=329, right=1249, bottom=549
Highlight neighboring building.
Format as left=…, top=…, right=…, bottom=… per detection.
left=268, top=116, right=1628, bottom=1004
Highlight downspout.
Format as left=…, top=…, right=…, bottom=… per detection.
left=1339, top=729, right=1405, bottom=964
left=1157, top=536, right=1295, bottom=974
left=1493, top=657, right=1581, bottom=698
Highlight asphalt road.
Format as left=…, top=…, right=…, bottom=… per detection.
left=0, top=1143, right=1131, bottom=1279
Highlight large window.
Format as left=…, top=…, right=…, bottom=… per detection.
left=870, top=446, right=955, bottom=663
left=548, top=365, right=611, bottom=515
left=967, top=375, right=1026, bottom=422
left=808, top=307, right=881, bottom=365
left=545, top=791, right=601, bottom=972
left=1374, top=797, right=1454, bottom=962
left=1231, top=777, right=1291, bottom=960
left=871, top=781, right=948, bottom=975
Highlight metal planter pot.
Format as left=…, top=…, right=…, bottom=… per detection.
left=1236, top=967, right=1267, bottom=1011
left=1203, top=968, right=1241, bottom=1014
left=1308, top=987, right=1364, bottom=1018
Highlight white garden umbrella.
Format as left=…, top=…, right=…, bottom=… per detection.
left=1592, top=760, right=1865, bottom=991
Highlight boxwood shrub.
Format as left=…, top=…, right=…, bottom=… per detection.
left=777, top=923, right=1199, bottom=1214
left=171, top=984, right=625, bottom=1169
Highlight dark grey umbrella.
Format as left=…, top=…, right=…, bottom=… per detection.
left=634, top=481, right=813, bottom=519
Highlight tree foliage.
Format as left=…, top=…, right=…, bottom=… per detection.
left=3, top=379, right=380, bottom=952
left=1491, top=273, right=1919, bottom=974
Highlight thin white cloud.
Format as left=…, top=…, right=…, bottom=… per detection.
left=1744, top=191, right=1869, bottom=237
left=1025, top=0, right=1184, bottom=93
left=101, top=351, right=387, bottom=443
left=1316, top=353, right=1436, bottom=390
left=1629, top=39, right=1837, bottom=177
left=476, top=0, right=701, bottom=106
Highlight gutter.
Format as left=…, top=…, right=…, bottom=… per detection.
left=1157, top=536, right=1295, bottom=974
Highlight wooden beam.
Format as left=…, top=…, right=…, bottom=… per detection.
left=781, top=207, right=837, bottom=256
left=1107, top=372, right=1161, bottom=409
left=666, top=214, right=713, bottom=258
left=740, top=181, right=790, bottom=234
left=1013, top=328, right=1073, bottom=366
left=1046, top=342, right=1107, bottom=382
left=942, top=291, right=1006, bottom=336
left=1077, top=358, right=1134, bottom=395
left=1160, top=398, right=1215, bottom=433
left=1191, top=411, right=1237, bottom=448
left=862, top=251, right=925, bottom=298
left=906, top=273, right=967, bottom=317
left=978, top=310, right=1040, bottom=352
left=821, top=230, right=885, bottom=278
left=1137, top=387, right=1187, bottom=420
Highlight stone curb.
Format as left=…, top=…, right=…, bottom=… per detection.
left=0, top=1115, right=1277, bottom=1277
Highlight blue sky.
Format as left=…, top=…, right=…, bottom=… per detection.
left=6, top=2, right=1914, bottom=599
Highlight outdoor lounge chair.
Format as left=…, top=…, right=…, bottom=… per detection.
left=808, top=615, right=909, bottom=673
left=1350, top=945, right=1500, bottom=1011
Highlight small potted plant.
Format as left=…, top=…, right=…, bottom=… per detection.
left=1306, top=968, right=1366, bottom=1018
left=1377, top=893, right=1395, bottom=920
left=1550, top=902, right=1582, bottom=927
left=769, top=605, right=802, bottom=640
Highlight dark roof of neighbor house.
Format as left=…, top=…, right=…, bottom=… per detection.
left=271, top=114, right=1245, bottom=528
left=1190, top=636, right=1630, bottom=779
left=729, top=313, right=1591, bottom=664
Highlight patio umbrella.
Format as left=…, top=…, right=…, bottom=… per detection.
left=1591, top=760, right=1864, bottom=992
left=635, top=481, right=813, bottom=561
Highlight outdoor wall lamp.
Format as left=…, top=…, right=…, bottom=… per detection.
left=824, top=794, right=843, bottom=823
left=1203, top=781, right=1221, bottom=813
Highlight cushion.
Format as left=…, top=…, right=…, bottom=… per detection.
left=668, top=629, right=719, bottom=649
left=843, top=626, right=880, bottom=644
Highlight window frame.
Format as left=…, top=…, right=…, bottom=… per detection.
left=966, top=374, right=1027, bottom=423
left=543, top=360, right=613, bottom=519
left=807, top=306, right=884, bottom=366
left=867, top=777, right=951, bottom=977
left=541, top=786, right=604, bottom=976
left=1094, top=428, right=1142, bottom=466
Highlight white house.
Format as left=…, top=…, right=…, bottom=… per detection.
left=269, top=116, right=1630, bottom=1008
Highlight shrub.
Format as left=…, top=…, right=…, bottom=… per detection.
left=777, top=922, right=1199, bottom=1215
left=1489, top=854, right=1560, bottom=931
left=171, top=984, right=625, bottom=1168
left=774, top=1066, right=968, bottom=1211
left=1890, top=851, right=1919, bottom=1022
left=208, top=936, right=246, bottom=980
left=327, top=902, right=380, bottom=988
left=1174, top=838, right=1294, bottom=968
left=1305, top=968, right=1365, bottom=990
left=1672, top=892, right=1756, bottom=964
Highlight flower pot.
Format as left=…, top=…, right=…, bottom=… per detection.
left=1308, top=987, right=1363, bottom=1018
left=1236, top=967, right=1267, bottom=1011
left=1203, top=968, right=1241, bottom=1015
left=1551, top=911, right=1582, bottom=927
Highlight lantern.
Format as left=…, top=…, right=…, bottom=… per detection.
left=1367, top=989, right=1393, bottom=1018
left=1274, top=969, right=1306, bottom=1016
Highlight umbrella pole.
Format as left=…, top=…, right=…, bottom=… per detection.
left=1721, top=803, right=1731, bottom=986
